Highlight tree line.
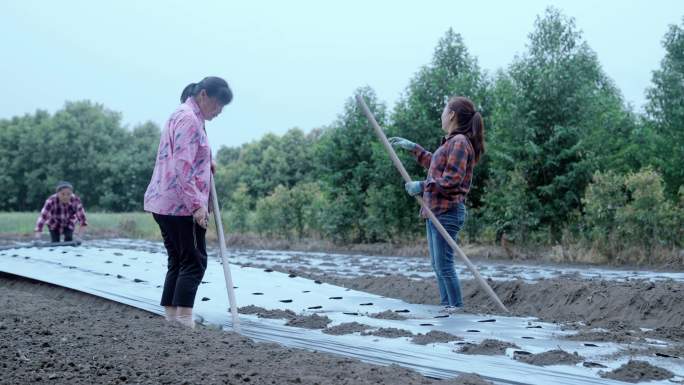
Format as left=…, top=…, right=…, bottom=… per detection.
left=1, top=8, right=682, bottom=262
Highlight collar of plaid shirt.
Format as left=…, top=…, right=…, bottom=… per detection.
left=441, top=130, right=466, bottom=145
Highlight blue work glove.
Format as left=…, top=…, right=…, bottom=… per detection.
left=404, top=181, right=424, bottom=196
left=388, top=137, right=417, bottom=151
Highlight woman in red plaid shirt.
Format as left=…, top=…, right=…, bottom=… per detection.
left=390, top=96, right=485, bottom=313
left=34, top=181, right=88, bottom=243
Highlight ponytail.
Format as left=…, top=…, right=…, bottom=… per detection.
left=470, top=111, right=485, bottom=163
left=180, top=83, right=198, bottom=103
left=447, top=96, right=486, bottom=164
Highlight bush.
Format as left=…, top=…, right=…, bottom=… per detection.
left=226, top=183, right=251, bottom=233
left=253, top=182, right=324, bottom=240
left=582, top=169, right=683, bottom=263
left=254, top=185, right=291, bottom=239
left=582, top=170, right=626, bottom=244
left=483, top=168, right=540, bottom=244
left=616, top=169, right=682, bottom=252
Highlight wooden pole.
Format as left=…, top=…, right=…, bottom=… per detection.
left=210, top=176, right=241, bottom=332
left=355, top=95, right=508, bottom=313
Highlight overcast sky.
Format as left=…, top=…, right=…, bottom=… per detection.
left=2, top=1, right=682, bottom=149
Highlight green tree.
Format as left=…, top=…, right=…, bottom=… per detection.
left=287, top=182, right=323, bottom=239
left=392, top=29, right=489, bottom=149
left=216, top=146, right=241, bottom=166
left=0, top=112, right=50, bottom=210
left=314, top=87, right=387, bottom=242
left=98, top=121, right=159, bottom=211
left=317, top=191, right=359, bottom=243
left=484, top=168, right=540, bottom=243
left=645, top=17, right=684, bottom=197
left=0, top=102, right=160, bottom=212
left=581, top=170, right=626, bottom=244
left=254, top=185, right=292, bottom=238
left=226, top=183, right=251, bottom=233
left=214, top=128, right=318, bottom=208
left=361, top=183, right=411, bottom=241
left=486, top=8, right=636, bottom=239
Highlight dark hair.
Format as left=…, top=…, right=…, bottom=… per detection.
left=56, top=181, right=73, bottom=192
left=447, top=96, right=485, bottom=163
left=180, top=76, right=233, bottom=105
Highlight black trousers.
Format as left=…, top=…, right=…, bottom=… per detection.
left=49, top=228, right=73, bottom=243
left=153, top=213, right=207, bottom=308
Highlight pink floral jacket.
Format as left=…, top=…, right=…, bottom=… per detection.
left=144, top=97, right=211, bottom=216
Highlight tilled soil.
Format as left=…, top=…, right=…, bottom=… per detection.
left=0, top=274, right=497, bottom=385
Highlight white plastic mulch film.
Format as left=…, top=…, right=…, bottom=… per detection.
left=1, top=243, right=682, bottom=385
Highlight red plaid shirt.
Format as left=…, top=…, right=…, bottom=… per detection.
left=35, top=194, right=88, bottom=232
left=410, top=133, right=475, bottom=218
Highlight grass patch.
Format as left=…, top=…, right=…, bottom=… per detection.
left=0, top=212, right=160, bottom=239
left=0, top=212, right=235, bottom=241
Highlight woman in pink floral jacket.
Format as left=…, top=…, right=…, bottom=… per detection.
left=144, top=76, right=232, bottom=327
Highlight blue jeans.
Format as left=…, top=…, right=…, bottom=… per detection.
left=426, top=203, right=466, bottom=307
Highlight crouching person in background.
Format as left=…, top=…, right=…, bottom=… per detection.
left=34, top=181, right=88, bottom=243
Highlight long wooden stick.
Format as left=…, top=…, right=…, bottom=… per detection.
left=356, top=95, right=508, bottom=313
left=210, top=176, right=241, bottom=332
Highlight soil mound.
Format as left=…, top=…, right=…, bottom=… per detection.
left=516, top=349, right=583, bottom=366
left=600, top=360, right=674, bottom=383
left=361, top=327, right=414, bottom=338
left=323, top=322, right=373, bottom=335
left=412, top=330, right=462, bottom=345
left=456, top=339, right=518, bottom=355
left=285, top=314, right=332, bottom=329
